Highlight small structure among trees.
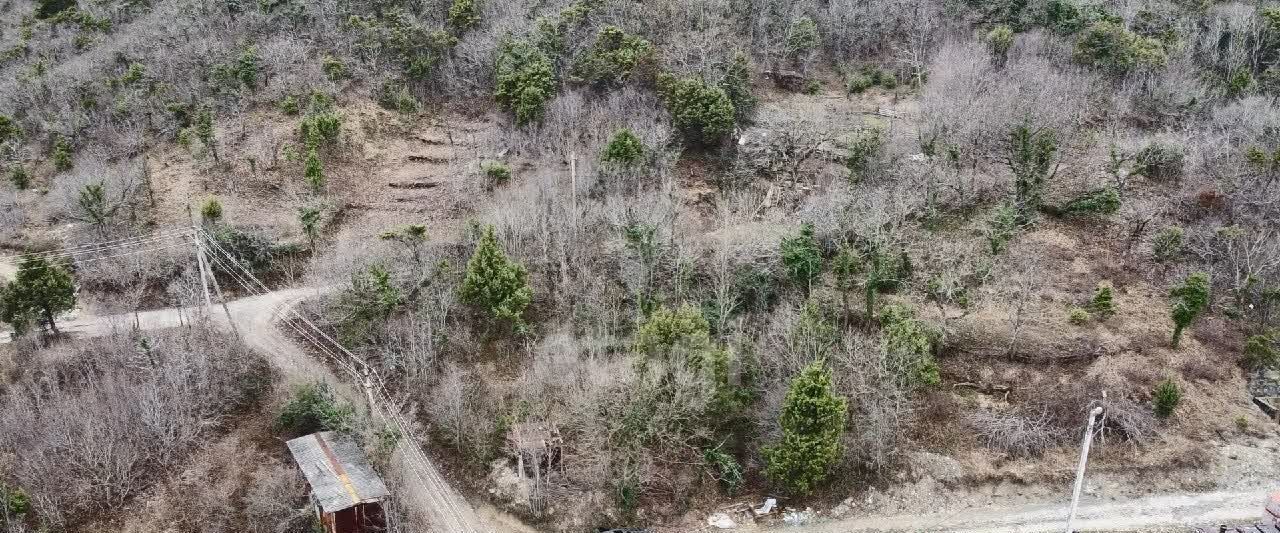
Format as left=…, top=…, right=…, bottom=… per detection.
left=286, top=431, right=390, bottom=533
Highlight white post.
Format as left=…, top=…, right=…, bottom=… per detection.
left=1066, top=406, right=1104, bottom=533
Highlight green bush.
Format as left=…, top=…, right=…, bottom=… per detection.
left=201, top=196, right=224, bottom=224
left=460, top=225, right=533, bottom=330
left=52, top=136, right=73, bottom=171
left=279, top=95, right=300, bottom=115
left=336, top=263, right=403, bottom=343
left=721, top=52, right=757, bottom=124
left=601, top=128, right=645, bottom=167
left=9, top=164, right=29, bottom=190
left=300, top=112, right=341, bottom=149
left=572, top=25, right=653, bottom=87
left=1061, top=187, right=1121, bottom=215
left=845, top=128, right=884, bottom=181
left=1089, top=283, right=1115, bottom=317
left=880, top=304, right=941, bottom=386
left=703, top=447, right=744, bottom=493
left=448, top=0, right=481, bottom=32
left=378, top=80, right=419, bottom=115
left=1152, top=377, right=1180, bottom=418
left=846, top=73, right=873, bottom=94
left=1151, top=226, right=1183, bottom=262
left=495, top=40, right=556, bottom=125
left=1243, top=334, right=1279, bottom=370
left=2, top=484, right=29, bottom=516
left=1068, top=306, right=1091, bottom=324
left=780, top=222, right=823, bottom=289
left=1134, top=142, right=1184, bottom=180
left=763, top=359, right=846, bottom=495
left=986, top=203, right=1020, bottom=255
left=987, top=25, right=1015, bottom=58
left=0, top=115, right=19, bottom=144
left=35, top=0, right=76, bottom=19
left=481, top=161, right=511, bottom=183
left=1074, top=21, right=1167, bottom=72
left=304, top=148, right=325, bottom=192
left=1009, top=124, right=1057, bottom=222
left=634, top=304, right=711, bottom=361
left=276, top=382, right=355, bottom=435
left=657, top=73, right=736, bottom=145
left=785, top=16, right=820, bottom=63
left=322, top=55, right=349, bottom=81
left=1170, top=272, right=1210, bottom=348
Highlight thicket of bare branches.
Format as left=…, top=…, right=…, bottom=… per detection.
left=0, top=326, right=270, bottom=528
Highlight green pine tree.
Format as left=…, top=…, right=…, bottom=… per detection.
left=1089, top=282, right=1115, bottom=318
left=764, top=359, right=847, bottom=495
left=460, top=225, right=533, bottom=331
left=196, top=107, right=218, bottom=161
left=0, top=255, right=76, bottom=335
left=780, top=223, right=822, bottom=291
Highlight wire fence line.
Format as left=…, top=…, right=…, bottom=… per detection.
left=3, top=229, right=485, bottom=532
left=195, top=227, right=484, bottom=533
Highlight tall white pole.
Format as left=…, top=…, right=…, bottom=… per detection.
left=1066, top=406, right=1104, bottom=533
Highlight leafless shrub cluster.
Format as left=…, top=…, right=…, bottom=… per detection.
left=966, top=408, right=1067, bottom=458
left=0, top=326, right=269, bottom=528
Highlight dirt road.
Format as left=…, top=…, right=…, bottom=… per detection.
left=5, top=288, right=1277, bottom=533
left=0, top=287, right=490, bottom=533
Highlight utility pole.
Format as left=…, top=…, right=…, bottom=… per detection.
left=1066, top=406, right=1104, bottom=533
left=188, top=205, right=213, bottom=310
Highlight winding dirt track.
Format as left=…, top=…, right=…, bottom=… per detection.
left=1, top=288, right=487, bottom=533
left=4, top=290, right=1277, bottom=533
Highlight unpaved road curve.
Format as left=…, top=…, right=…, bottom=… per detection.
left=6, top=290, right=1277, bottom=533
left=792, top=487, right=1278, bottom=532
left=1, top=288, right=492, bottom=533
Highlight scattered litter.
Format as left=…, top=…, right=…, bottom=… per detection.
left=754, top=497, right=777, bottom=516
left=707, top=512, right=737, bottom=529
left=783, top=507, right=813, bottom=525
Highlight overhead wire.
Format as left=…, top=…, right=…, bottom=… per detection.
left=196, top=227, right=478, bottom=533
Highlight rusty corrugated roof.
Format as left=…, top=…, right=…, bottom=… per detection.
left=286, top=431, right=390, bottom=513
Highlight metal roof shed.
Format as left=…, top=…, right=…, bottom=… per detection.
left=286, top=431, right=390, bottom=533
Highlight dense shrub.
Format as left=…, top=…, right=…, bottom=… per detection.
left=785, top=16, right=820, bottom=64
left=1170, top=272, right=1210, bottom=348
left=601, top=128, right=645, bottom=167
left=657, top=73, right=736, bottom=145
left=721, top=52, right=757, bottom=124
left=986, top=203, right=1020, bottom=255
left=9, top=165, right=29, bottom=190
left=276, top=382, right=355, bottom=436
left=1090, top=283, right=1115, bottom=317
left=880, top=304, right=941, bottom=386
left=481, top=161, right=511, bottom=183
left=1009, top=124, right=1058, bottom=222
left=1151, top=226, right=1183, bottom=262
left=304, top=148, right=324, bottom=192
left=35, top=0, right=76, bottom=19
left=763, top=359, right=846, bottom=495
left=1074, top=22, right=1167, bottom=72
left=349, top=9, right=457, bottom=79
left=1068, top=307, right=1091, bottom=324
left=322, top=55, right=349, bottom=81
left=1243, top=334, right=1279, bottom=370
left=336, top=264, right=403, bottom=344
left=201, top=196, right=224, bottom=224
left=52, top=136, right=73, bottom=171
left=447, top=0, right=481, bottom=32
left=572, top=26, right=653, bottom=87
left=1152, top=378, right=1180, bottom=418
left=780, top=223, right=823, bottom=290
left=1134, top=142, right=1184, bottom=180
left=495, top=40, right=556, bottom=125
left=377, top=80, right=420, bottom=115
left=1061, top=187, right=1121, bottom=215
left=634, top=304, right=711, bottom=361
left=987, top=25, right=1015, bottom=60
left=0, top=115, right=20, bottom=144
left=845, top=127, right=884, bottom=181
